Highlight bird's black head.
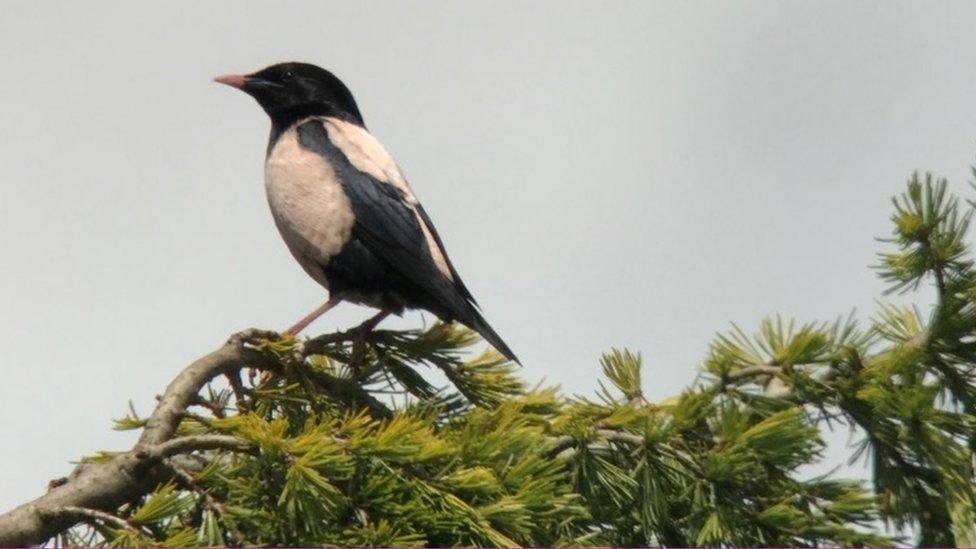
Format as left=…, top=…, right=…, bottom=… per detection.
left=215, top=62, right=364, bottom=128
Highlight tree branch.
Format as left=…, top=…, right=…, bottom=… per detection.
left=137, top=329, right=277, bottom=448
left=725, top=365, right=782, bottom=381
left=140, top=435, right=257, bottom=460
left=548, top=428, right=647, bottom=459
left=0, top=329, right=277, bottom=547
left=164, top=458, right=244, bottom=545
left=39, top=506, right=145, bottom=537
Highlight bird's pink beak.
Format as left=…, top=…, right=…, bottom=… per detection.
left=213, top=74, right=247, bottom=89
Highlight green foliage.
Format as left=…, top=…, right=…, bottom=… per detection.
left=59, top=171, right=976, bottom=547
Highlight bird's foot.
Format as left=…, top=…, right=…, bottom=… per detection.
left=348, top=311, right=391, bottom=364
left=227, top=328, right=280, bottom=347
left=352, top=311, right=391, bottom=337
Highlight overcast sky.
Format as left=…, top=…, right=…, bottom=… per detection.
left=2, top=0, right=976, bottom=513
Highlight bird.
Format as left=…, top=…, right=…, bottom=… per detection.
left=214, top=62, right=518, bottom=363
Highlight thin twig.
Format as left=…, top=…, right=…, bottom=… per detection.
left=141, top=435, right=256, bottom=460
left=225, top=370, right=251, bottom=412
left=180, top=410, right=217, bottom=429
left=548, top=428, right=647, bottom=459
left=725, top=365, right=782, bottom=381
left=40, top=506, right=145, bottom=538
left=164, top=459, right=245, bottom=544
left=191, top=394, right=227, bottom=418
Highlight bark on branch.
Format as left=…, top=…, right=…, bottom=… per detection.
left=39, top=506, right=147, bottom=537
left=0, top=329, right=277, bottom=547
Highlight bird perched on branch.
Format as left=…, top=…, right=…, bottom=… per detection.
left=215, top=62, right=517, bottom=362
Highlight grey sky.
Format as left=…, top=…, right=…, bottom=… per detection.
left=2, top=0, right=976, bottom=513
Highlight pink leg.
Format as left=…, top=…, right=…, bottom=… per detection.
left=284, top=296, right=342, bottom=335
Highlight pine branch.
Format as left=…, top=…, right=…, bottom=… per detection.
left=0, top=329, right=278, bottom=547
left=163, top=458, right=245, bottom=545
left=39, top=506, right=147, bottom=537
left=4, top=175, right=974, bottom=547
left=142, top=434, right=257, bottom=459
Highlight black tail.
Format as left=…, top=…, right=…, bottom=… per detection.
left=458, top=306, right=519, bottom=364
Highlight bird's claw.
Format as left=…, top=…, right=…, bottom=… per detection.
left=226, top=328, right=281, bottom=347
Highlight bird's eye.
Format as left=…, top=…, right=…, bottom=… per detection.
left=281, top=70, right=295, bottom=82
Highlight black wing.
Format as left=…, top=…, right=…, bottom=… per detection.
left=296, top=119, right=517, bottom=362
